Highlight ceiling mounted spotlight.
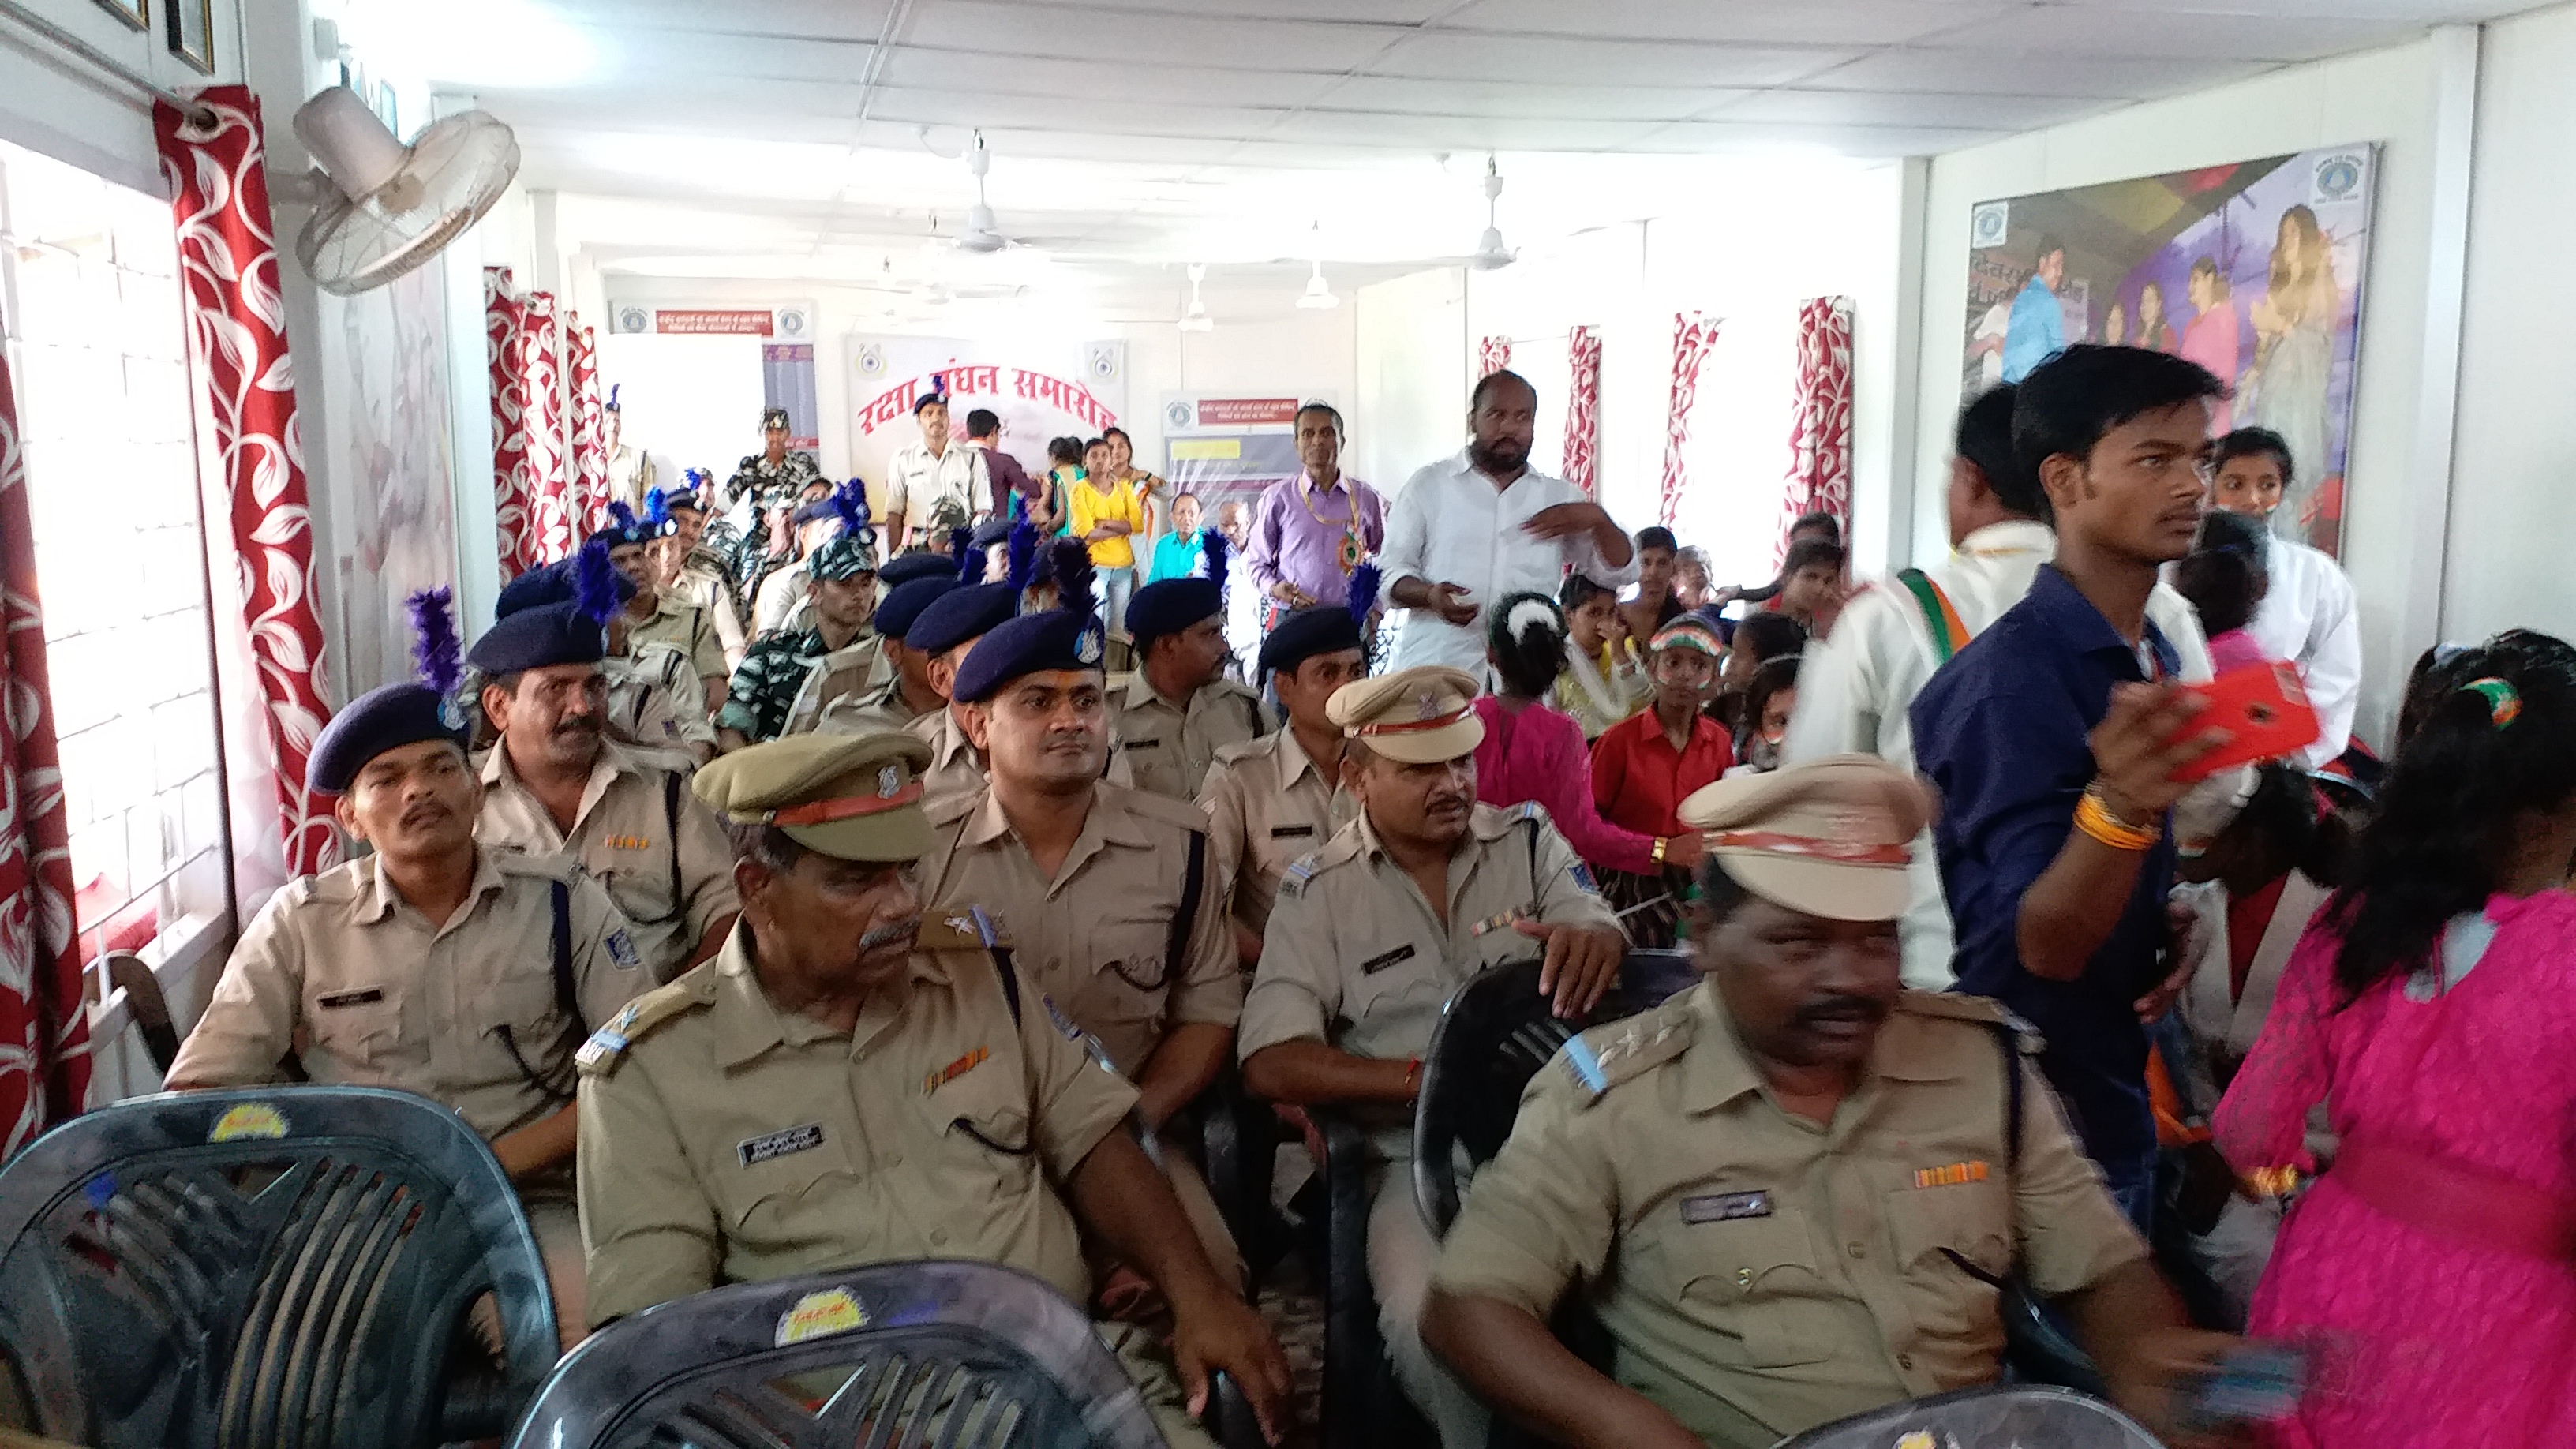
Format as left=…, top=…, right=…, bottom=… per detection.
left=1180, top=262, right=1214, bottom=331
left=1471, top=153, right=1515, bottom=271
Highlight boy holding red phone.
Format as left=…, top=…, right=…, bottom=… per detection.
left=1913, top=345, right=2236, bottom=1230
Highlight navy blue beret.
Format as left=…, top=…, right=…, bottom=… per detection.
left=874, top=576, right=960, bottom=644
left=495, top=560, right=631, bottom=619
left=905, top=582, right=1019, bottom=657
left=468, top=601, right=608, bottom=676
left=953, top=609, right=1108, bottom=704
left=309, top=683, right=471, bottom=795
left=1258, top=605, right=1366, bottom=676
left=880, top=552, right=962, bottom=588
left=1125, top=578, right=1221, bottom=647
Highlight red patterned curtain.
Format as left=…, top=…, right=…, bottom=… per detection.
left=487, top=268, right=541, bottom=578
left=0, top=335, right=92, bottom=1154
left=567, top=319, right=608, bottom=535
left=154, top=91, right=337, bottom=878
left=1657, top=312, right=1722, bottom=526
left=1780, top=296, right=1857, bottom=566
left=522, top=294, right=572, bottom=561
left=1477, top=335, right=1512, bottom=378
left=1561, top=324, right=1602, bottom=496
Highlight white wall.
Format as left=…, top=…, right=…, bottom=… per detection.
left=2443, top=1, right=2576, bottom=646
left=0, top=0, right=245, bottom=197
left=1915, top=34, right=2459, bottom=750
left=1354, top=267, right=1467, bottom=496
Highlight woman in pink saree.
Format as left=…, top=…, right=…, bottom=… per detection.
left=2214, top=630, right=2576, bottom=1445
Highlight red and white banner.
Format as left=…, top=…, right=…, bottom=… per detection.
left=155, top=88, right=336, bottom=878
left=1193, top=397, right=1299, bottom=428
left=1477, top=335, right=1513, bottom=379
left=568, top=319, right=609, bottom=536
left=653, top=309, right=774, bottom=335
left=1780, top=297, right=1856, bottom=565
left=1562, top=325, right=1602, bottom=497
left=846, top=339, right=1121, bottom=515
left=1657, top=313, right=1723, bottom=526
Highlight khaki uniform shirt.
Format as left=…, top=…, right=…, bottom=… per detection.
left=477, top=739, right=739, bottom=982
left=606, top=443, right=655, bottom=513
left=753, top=564, right=814, bottom=638
left=923, top=781, right=1239, bottom=1076
left=1239, top=802, right=1620, bottom=1155
left=816, top=670, right=937, bottom=738
left=1106, top=675, right=1269, bottom=803
left=576, top=916, right=1136, bottom=1326
left=605, top=640, right=716, bottom=769
left=1432, top=983, right=2148, bottom=1448
left=1195, top=728, right=1354, bottom=943
left=168, top=850, right=648, bottom=1141
left=628, top=593, right=726, bottom=684
left=905, top=706, right=989, bottom=814
left=670, top=550, right=750, bottom=667
left=780, top=633, right=892, bottom=738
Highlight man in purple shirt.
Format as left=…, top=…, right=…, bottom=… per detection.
left=964, top=407, right=1038, bottom=521
left=1246, top=402, right=1385, bottom=620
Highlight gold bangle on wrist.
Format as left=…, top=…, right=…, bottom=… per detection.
left=2075, top=788, right=2160, bottom=852
left=1652, top=836, right=1669, bottom=866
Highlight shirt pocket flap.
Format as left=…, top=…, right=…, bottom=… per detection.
left=309, top=987, right=402, bottom=1054
left=1886, top=1181, right=2014, bottom=1279
left=725, top=1125, right=856, bottom=1229
left=1674, top=1211, right=1836, bottom=1368
left=935, top=1065, right=1035, bottom=1158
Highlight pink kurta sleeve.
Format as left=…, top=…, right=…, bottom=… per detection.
left=1526, top=708, right=1659, bottom=874
left=2213, top=915, right=2344, bottom=1174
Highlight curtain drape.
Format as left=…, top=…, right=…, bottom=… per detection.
left=487, top=268, right=539, bottom=578
left=153, top=90, right=336, bottom=878
left=522, top=294, right=571, bottom=561
left=1780, top=296, right=1856, bottom=565
left=1657, top=312, right=1722, bottom=526
left=568, top=318, right=608, bottom=535
left=0, top=321, right=93, bottom=1155
left=1477, top=335, right=1512, bottom=379
left=1561, top=324, right=1601, bottom=496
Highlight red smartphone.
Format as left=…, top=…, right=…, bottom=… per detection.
left=2168, top=662, right=2322, bottom=780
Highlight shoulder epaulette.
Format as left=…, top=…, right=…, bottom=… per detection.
left=1896, top=990, right=2042, bottom=1051
left=492, top=851, right=579, bottom=884
left=1276, top=852, right=1322, bottom=900
left=1557, top=1002, right=1696, bottom=1106
left=920, top=906, right=1012, bottom=951
left=1120, top=788, right=1216, bottom=837
left=924, top=788, right=983, bottom=828
left=575, top=976, right=716, bottom=1077
left=1210, top=735, right=1270, bottom=768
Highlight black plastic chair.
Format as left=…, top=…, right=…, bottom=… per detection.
left=508, top=1260, right=1211, bottom=1448
left=0, top=1085, right=555, bottom=1448
left=1773, top=1383, right=2161, bottom=1447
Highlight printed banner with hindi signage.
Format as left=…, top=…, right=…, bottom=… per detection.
left=609, top=303, right=818, bottom=339
left=845, top=337, right=1118, bottom=513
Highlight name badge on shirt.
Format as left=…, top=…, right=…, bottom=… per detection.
left=738, top=1123, right=826, bottom=1168
left=1269, top=824, right=1316, bottom=839
left=1681, top=1191, right=1773, bottom=1224
left=1359, top=943, right=1417, bottom=975
left=1125, top=737, right=1163, bottom=750
left=316, top=987, right=385, bottom=1009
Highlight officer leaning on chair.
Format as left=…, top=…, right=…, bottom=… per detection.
left=1418, top=756, right=2243, bottom=1449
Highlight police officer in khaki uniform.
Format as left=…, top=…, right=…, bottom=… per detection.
left=899, top=579, right=1020, bottom=811
left=1110, top=565, right=1270, bottom=802
left=471, top=599, right=740, bottom=982
left=656, top=482, right=750, bottom=670
left=576, top=733, right=1291, bottom=1447
left=1239, top=665, right=1627, bottom=1448
left=597, top=509, right=728, bottom=717
left=168, top=627, right=652, bottom=1350
left=1420, top=757, right=2234, bottom=1449
left=1196, top=603, right=1368, bottom=968
left=485, top=557, right=710, bottom=772
left=921, top=587, right=1245, bottom=1290
left=814, top=570, right=958, bottom=736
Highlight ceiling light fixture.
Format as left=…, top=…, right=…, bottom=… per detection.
left=1471, top=154, right=1515, bottom=271
left=1295, top=223, right=1339, bottom=310
left=1180, top=262, right=1214, bottom=332
left=956, top=129, right=1008, bottom=254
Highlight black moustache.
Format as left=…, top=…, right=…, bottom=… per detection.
left=1795, top=998, right=1889, bottom=1027
left=858, top=918, right=919, bottom=953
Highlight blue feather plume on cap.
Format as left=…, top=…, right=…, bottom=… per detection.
left=829, top=478, right=872, bottom=540
left=574, top=540, right=621, bottom=625
left=960, top=541, right=988, bottom=586
left=607, top=500, right=638, bottom=534
left=1201, top=526, right=1230, bottom=596
left=406, top=587, right=462, bottom=695
left=1047, top=537, right=1095, bottom=620
left=1005, top=519, right=1040, bottom=594
left=642, top=487, right=670, bottom=530
left=1346, top=561, right=1381, bottom=625
left=947, top=525, right=972, bottom=564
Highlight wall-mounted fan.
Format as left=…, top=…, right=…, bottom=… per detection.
left=285, top=84, right=519, bottom=295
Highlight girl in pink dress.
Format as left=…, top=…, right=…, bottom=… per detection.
left=2214, top=629, right=2576, bottom=1447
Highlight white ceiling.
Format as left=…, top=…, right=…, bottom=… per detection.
left=345, top=0, right=2536, bottom=314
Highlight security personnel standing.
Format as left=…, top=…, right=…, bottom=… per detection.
left=717, top=503, right=882, bottom=750
left=814, top=572, right=958, bottom=736
left=920, top=592, right=1245, bottom=1290
left=898, top=578, right=1021, bottom=811
left=784, top=551, right=956, bottom=737
left=1196, top=603, right=1368, bottom=968
left=656, top=481, right=750, bottom=670
left=167, top=598, right=652, bottom=1348
left=1238, top=665, right=1627, bottom=1449
left=470, top=600, right=741, bottom=983
left=1110, top=554, right=1269, bottom=802
left=576, top=733, right=1291, bottom=1447
left=1420, top=758, right=2230, bottom=1449
left=724, top=405, right=825, bottom=516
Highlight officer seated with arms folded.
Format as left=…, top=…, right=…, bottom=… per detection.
left=1238, top=665, right=1627, bottom=1449
left=575, top=733, right=1291, bottom=1447
left=1419, top=758, right=2237, bottom=1449
left=167, top=591, right=652, bottom=1349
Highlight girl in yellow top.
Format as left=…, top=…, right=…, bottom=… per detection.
left=1067, top=435, right=1145, bottom=631
left=1550, top=575, right=1649, bottom=739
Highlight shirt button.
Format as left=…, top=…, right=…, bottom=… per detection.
left=1847, top=1242, right=1867, bottom=1260
left=1897, top=1354, right=1915, bottom=1372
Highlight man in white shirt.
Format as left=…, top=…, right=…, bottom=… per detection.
left=882, top=393, right=987, bottom=552
left=1380, top=371, right=1636, bottom=674
left=1784, top=384, right=2215, bottom=987
left=2207, top=427, right=2361, bottom=768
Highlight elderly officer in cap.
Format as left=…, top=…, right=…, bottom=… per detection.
left=1109, top=536, right=1270, bottom=803
left=813, top=573, right=960, bottom=736
left=919, top=559, right=1247, bottom=1292
left=900, top=576, right=1022, bottom=811
left=576, top=733, right=1292, bottom=1446
left=1240, top=663, right=1627, bottom=1448
left=717, top=491, right=884, bottom=751
left=1196, top=590, right=1372, bottom=969
left=169, top=592, right=650, bottom=1348
left=1420, top=757, right=2233, bottom=1449
left=653, top=479, right=750, bottom=670
left=471, top=597, right=741, bottom=983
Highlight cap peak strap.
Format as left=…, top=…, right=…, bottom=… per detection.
left=1351, top=706, right=1471, bottom=737
left=1709, top=829, right=1908, bottom=866
left=763, top=780, right=923, bottom=826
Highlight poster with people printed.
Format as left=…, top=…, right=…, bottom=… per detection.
left=1963, top=144, right=2379, bottom=556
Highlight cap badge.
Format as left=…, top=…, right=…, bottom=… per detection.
left=1075, top=624, right=1103, bottom=665
left=877, top=765, right=902, bottom=798
left=1414, top=691, right=1442, bottom=721
left=436, top=698, right=466, bottom=731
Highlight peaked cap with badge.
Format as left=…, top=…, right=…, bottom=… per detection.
left=694, top=732, right=935, bottom=863
left=1325, top=664, right=1485, bottom=764
left=1676, top=755, right=1937, bottom=922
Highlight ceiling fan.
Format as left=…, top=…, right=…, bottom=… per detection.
left=954, top=129, right=1014, bottom=254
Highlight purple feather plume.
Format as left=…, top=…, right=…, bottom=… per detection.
left=1201, top=526, right=1230, bottom=596
left=1048, top=537, right=1096, bottom=620
left=575, top=539, right=620, bottom=625
left=607, top=500, right=638, bottom=535
left=642, top=486, right=670, bottom=530
left=1006, top=519, right=1040, bottom=594
left=960, top=539, right=988, bottom=586
left=947, top=525, right=972, bottom=563
left=1345, top=561, right=1381, bottom=625
left=829, top=477, right=871, bottom=538
left=406, top=587, right=462, bottom=695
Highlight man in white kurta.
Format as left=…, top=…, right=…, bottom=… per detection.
left=1378, top=370, right=1635, bottom=674
left=2208, top=429, right=2361, bottom=769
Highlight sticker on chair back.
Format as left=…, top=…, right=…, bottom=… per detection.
left=776, top=1286, right=869, bottom=1346
left=1680, top=1190, right=1773, bottom=1223
left=209, top=1102, right=288, bottom=1143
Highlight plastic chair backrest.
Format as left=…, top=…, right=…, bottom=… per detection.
left=0, top=1086, right=555, bottom=1449
left=510, top=1260, right=1169, bottom=1449
left=1412, top=949, right=1701, bottom=1237
left=1772, top=1384, right=2163, bottom=1447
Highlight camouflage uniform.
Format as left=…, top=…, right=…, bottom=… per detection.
left=718, top=627, right=827, bottom=743
left=724, top=449, right=824, bottom=517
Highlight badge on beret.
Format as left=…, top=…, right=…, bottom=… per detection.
left=878, top=765, right=902, bottom=798
left=438, top=698, right=466, bottom=731
left=1076, top=624, right=1103, bottom=665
